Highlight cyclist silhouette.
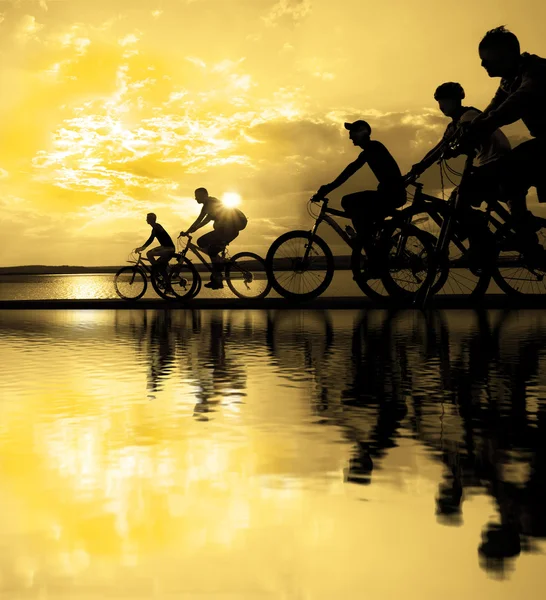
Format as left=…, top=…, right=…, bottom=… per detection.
left=135, top=213, right=175, bottom=266
left=463, top=26, right=546, bottom=228
left=181, top=188, right=248, bottom=289
left=314, top=120, right=407, bottom=240
left=312, top=121, right=407, bottom=278
left=408, top=81, right=511, bottom=207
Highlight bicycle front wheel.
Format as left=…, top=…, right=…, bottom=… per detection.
left=379, top=221, right=436, bottom=300
left=266, top=231, right=335, bottom=301
left=226, top=252, right=271, bottom=299
left=114, top=266, right=147, bottom=300
left=167, top=259, right=200, bottom=301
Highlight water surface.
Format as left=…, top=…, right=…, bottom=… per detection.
left=0, top=308, right=545, bottom=599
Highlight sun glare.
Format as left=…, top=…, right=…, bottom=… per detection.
left=222, top=192, right=242, bottom=208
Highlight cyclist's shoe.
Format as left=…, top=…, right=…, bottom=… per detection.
left=503, top=231, right=539, bottom=252
left=519, top=211, right=543, bottom=233
left=523, top=243, right=546, bottom=269
left=205, top=276, right=224, bottom=290
left=354, top=266, right=383, bottom=282
left=465, top=244, right=495, bottom=277
left=345, top=225, right=357, bottom=240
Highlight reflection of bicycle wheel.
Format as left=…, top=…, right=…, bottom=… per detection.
left=167, top=260, right=200, bottom=301
left=266, top=231, right=335, bottom=301
left=265, top=309, right=334, bottom=373
left=493, top=218, right=546, bottom=296
left=385, top=308, right=451, bottom=363
left=114, top=266, right=148, bottom=300
left=493, top=308, right=546, bottom=356
left=225, top=252, right=272, bottom=299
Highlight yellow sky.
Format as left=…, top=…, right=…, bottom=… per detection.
left=0, top=0, right=545, bottom=265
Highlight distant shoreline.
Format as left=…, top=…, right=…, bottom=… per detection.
left=0, top=256, right=354, bottom=276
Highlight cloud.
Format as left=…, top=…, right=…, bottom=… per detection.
left=263, top=0, right=312, bottom=27
left=118, top=32, right=140, bottom=47
left=15, top=14, right=44, bottom=43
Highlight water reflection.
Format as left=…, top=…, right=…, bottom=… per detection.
left=1, top=308, right=546, bottom=595
left=263, top=308, right=546, bottom=578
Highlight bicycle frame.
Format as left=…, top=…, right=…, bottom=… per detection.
left=413, top=151, right=480, bottom=307
left=303, top=199, right=354, bottom=260
left=128, top=253, right=153, bottom=276
left=177, top=235, right=245, bottom=275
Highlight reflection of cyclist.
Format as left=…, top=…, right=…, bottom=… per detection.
left=135, top=213, right=175, bottom=265
left=465, top=26, right=546, bottom=227
left=408, top=82, right=511, bottom=206
left=314, top=120, right=407, bottom=240
left=181, top=187, right=248, bottom=289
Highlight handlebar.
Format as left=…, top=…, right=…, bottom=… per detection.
left=442, top=123, right=477, bottom=159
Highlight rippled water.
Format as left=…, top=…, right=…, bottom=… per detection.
left=1, top=308, right=545, bottom=599
left=0, top=272, right=363, bottom=301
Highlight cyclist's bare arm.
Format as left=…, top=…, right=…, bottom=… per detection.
left=136, top=231, right=155, bottom=252
left=480, top=74, right=537, bottom=129
left=413, top=138, right=448, bottom=174
left=184, top=207, right=211, bottom=234
left=323, top=154, right=367, bottom=192
left=481, top=86, right=508, bottom=118
left=188, top=215, right=212, bottom=233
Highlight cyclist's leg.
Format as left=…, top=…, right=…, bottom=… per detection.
left=498, top=139, right=546, bottom=226
left=147, top=245, right=174, bottom=266
left=201, top=227, right=240, bottom=287
left=210, top=227, right=240, bottom=278
left=341, top=191, right=376, bottom=235
left=342, top=191, right=393, bottom=278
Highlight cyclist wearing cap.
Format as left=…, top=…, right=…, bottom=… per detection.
left=314, top=120, right=406, bottom=239
left=464, top=26, right=546, bottom=225
left=408, top=82, right=511, bottom=188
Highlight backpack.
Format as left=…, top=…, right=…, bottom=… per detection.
left=217, top=206, right=248, bottom=230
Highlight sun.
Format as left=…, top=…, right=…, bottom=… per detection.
left=221, top=192, right=242, bottom=208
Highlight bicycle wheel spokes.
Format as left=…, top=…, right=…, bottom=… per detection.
left=168, top=259, right=199, bottom=301
left=411, top=213, right=487, bottom=296
left=437, top=240, right=487, bottom=296
left=226, top=252, right=271, bottom=299
left=266, top=231, right=334, bottom=300
left=114, top=266, right=147, bottom=300
left=351, top=244, right=390, bottom=300
left=382, top=224, right=432, bottom=298
left=493, top=223, right=546, bottom=295
left=151, top=265, right=177, bottom=300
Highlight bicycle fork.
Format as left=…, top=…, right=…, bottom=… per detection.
left=414, top=202, right=456, bottom=309
left=302, top=219, right=323, bottom=262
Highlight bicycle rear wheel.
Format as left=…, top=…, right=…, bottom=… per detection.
left=352, top=221, right=434, bottom=301
left=410, top=211, right=489, bottom=297
left=150, top=265, right=178, bottom=300
left=114, top=266, right=147, bottom=300
left=266, top=230, right=335, bottom=301
left=167, top=259, right=200, bottom=301
left=492, top=217, right=546, bottom=296
left=226, top=252, right=271, bottom=299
